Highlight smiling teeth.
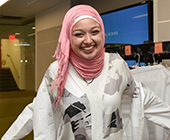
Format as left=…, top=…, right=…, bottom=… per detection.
left=84, top=46, right=93, bottom=50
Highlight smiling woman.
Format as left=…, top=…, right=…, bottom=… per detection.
left=1, top=4, right=170, bottom=140
left=71, top=18, right=103, bottom=60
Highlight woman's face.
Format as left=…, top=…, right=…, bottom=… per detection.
left=71, top=18, right=103, bottom=60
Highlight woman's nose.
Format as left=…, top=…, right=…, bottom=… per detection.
left=84, top=34, right=92, bottom=44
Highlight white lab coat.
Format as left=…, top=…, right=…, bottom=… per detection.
left=2, top=54, right=170, bottom=140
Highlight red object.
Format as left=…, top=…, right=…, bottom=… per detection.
left=154, top=42, right=163, bottom=54
left=125, top=45, right=131, bottom=55
left=9, top=35, right=15, bottom=40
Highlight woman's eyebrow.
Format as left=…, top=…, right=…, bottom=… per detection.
left=72, top=26, right=100, bottom=32
left=92, top=26, right=100, bottom=28
left=72, top=29, right=83, bottom=33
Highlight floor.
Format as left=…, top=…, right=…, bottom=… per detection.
left=0, top=90, right=36, bottom=140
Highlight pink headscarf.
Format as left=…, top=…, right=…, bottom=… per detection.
left=51, top=5, right=105, bottom=105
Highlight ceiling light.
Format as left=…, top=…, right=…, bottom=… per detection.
left=15, top=33, right=20, bottom=35
left=0, top=0, right=10, bottom=7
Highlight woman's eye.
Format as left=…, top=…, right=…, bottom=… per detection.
left=74, top=33, right=83, bottom=37
left=91, top=30, right=100, bottom=35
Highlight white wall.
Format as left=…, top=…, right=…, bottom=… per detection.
left=154, top=0, right=170, bottom=42
left=35, top=0, right=71, bottom=90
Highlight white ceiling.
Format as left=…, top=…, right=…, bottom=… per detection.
left=0, top=0, right=68, bottom=38
left=0, top=0, right=68, bottom=25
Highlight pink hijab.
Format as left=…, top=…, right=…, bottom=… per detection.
left=51, top=5, right=105, bottom=105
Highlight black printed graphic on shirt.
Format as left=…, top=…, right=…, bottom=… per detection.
left=63, top=101, right=91, bottom=140
left=62, top=90, right=123, bottom=140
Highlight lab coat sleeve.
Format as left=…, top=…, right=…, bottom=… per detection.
left=1, top=99, right=35, bottom=140
left=1, top=61, right=58, bottom=140
left=142, top=83, right=170, bottom=130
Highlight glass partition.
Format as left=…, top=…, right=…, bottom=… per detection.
left=0, top=21, right=35, bottom=91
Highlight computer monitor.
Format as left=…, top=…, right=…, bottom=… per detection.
left=101, top=1, right=153, bottom=45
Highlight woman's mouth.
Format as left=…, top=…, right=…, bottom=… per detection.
left=83, top=46, right=94, bottom=50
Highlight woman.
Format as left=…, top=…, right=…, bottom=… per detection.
left=2, top=4, right=170, bottom=140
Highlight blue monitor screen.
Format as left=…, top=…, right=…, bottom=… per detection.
left=101, top=3, right=149, bottom=45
